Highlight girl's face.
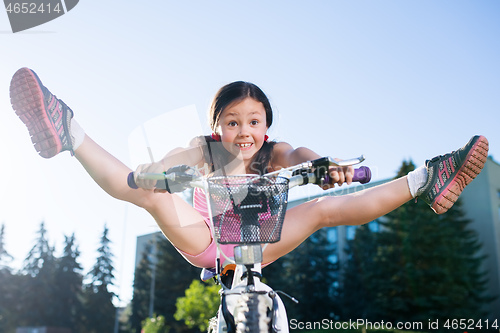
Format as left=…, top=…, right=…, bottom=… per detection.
left=216, top=97, right=268, bottom=162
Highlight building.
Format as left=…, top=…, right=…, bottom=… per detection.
left=135, top=232, right=161, bottom=269
left=460, top=156, right=500, bottom=319
left=135, top=157, right=500, bottom=319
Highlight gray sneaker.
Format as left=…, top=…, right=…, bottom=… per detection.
left=416, top=135, right=489, bottom=214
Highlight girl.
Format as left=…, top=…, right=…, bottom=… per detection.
left=10, top=67, right=489, bottom=269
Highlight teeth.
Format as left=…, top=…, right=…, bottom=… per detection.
left=237, top=143, right=252, bottom=148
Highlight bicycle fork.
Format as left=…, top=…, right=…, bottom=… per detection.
left=217, top=245, right=289, bottom=333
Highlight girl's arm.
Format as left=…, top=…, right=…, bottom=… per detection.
left=134, top=136, right=206, bottom=190
left=271, top=142, right=353, bottom=187
left=160, top=136, right=206, bottom=170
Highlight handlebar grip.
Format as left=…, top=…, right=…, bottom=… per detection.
left=352, top=166, right=371, bottom=184
left=126, top=170, right=185, bottom=193
left=126, top=171, right=170, bottom=191
left=127, top=172, right=139, bottom=189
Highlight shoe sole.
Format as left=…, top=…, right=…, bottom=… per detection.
left=10, top=68, right=63, bottom=158
left=432, top=135, right=489, bottom=214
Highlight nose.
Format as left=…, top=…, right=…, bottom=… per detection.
left=238, top=124, right=250, bottom=137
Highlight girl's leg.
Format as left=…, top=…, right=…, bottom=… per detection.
left=10, top=67, right=212, bottom=256
left=74, top=135, right=212, bottom=254
left=263, top=177, right=411, bottom=263
left=264, top=135, right=489, bottom=263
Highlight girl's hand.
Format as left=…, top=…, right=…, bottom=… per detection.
left=133, top=161, right=165, bottom=191
left=322, top=159, right=354, bottom=189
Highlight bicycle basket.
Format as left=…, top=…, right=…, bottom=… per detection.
left=207, top=175, right=289, bottom=244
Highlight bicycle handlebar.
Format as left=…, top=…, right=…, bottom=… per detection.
left=127, top=156, right=371, bottom=191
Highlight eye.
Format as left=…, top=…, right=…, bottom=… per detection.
left=250, top=120, right=259, bottom=126
left=228, top=121, right=237, bottom=127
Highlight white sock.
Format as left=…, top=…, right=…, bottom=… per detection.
left=70, top=118, right=85, bottom=151
left=407, top=165, right=428, bottom=198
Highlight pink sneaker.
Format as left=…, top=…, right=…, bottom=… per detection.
left=10, top=67, right=75, bottom=158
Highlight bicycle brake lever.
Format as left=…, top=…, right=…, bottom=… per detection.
left=317, top=155, right=365, bottom=167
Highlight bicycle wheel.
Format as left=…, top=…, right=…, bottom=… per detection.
left=234, top=293, right=272, bottom=333
left=207, top=315, right=218, bottom=333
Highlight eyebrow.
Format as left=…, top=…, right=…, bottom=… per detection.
left=224, top=111, right=263, bottom=117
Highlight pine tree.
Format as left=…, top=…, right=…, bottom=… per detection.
left=374, top=161, right=490, bottom=324
left=0, top=223, right=13, bottom=269
left=23, top=221, right=55, bottom=277
left=265, top=228, right=337, bottom=322
left=0, top=269, right=17, bottom=332
left=153, top=237, right=200, bottom=333
left=53, top=234, right=84, bottom=331
left=339, top=160, right=491, bottom=328
left=19, top=221, right=59, bottom=326
left=82, top=224, right=116, bottom=333
left=129, top=241, right=154, bottom=333
left=437, top=200, right=493, bottom=320
left=338, top=223, right=379, bottom=320
left=0, top=223, right=17, bottom=332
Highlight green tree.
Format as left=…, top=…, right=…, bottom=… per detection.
left=19, top=221, right=59, bottom=326
left=142, top=314, right=169, bottom=333
left=0, top=223, right=13, bottom=268
left=0, top=268, right=17, bottom=332
left=82, top=224, right=116, bottom=333
left=153, top=237, right=200, bottom=333
left=0, top=223, right=18, bottom=332
left=375, top=161, right=490, bottom=324
left=339, top=160, right=491, bottom=329
left=338, top=223, right=379, bottom=320
left=174, top=279, right=220, bottom=332
left=23, top=221, right=55, bottom=277
left=130, top=241, right=154, bottom=333
left=53, top=234, right=84, bottom=331
left=265, top=228, right=337, bottom=322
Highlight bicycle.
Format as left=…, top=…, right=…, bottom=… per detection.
left=128, top=156, right=371, bottom=333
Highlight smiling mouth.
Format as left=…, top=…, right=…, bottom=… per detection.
left=236, top=143, right=253, bottom=149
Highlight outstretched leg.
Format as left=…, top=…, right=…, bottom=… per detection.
left=10, top=67, right=212, bottom=256
left=263, top=177, right=412, bottom=263
left=74, top=135, right=212, bottom=255
left=264, top=135, right=489, bottom=263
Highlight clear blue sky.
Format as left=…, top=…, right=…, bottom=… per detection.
left=1, top=1, right=499, bottom=306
